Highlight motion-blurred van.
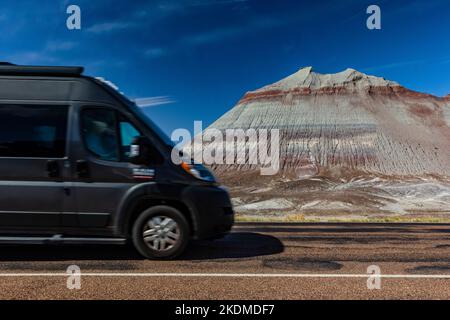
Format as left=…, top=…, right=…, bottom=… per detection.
left=0, top=63, right=234, bottom=259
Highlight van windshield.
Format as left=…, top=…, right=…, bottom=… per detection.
left=93, top=77, right=174, bottom=148
left=129, top=104, right=174, bottom=147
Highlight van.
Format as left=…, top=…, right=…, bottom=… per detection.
left=0, top=63, right=234, bottom=259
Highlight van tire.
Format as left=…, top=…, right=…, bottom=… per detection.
left=131, top=205, right=190, bottom=259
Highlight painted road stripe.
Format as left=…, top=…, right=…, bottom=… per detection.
left=0, top=273, right=448, bottom=278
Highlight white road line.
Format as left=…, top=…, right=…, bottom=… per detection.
left=0, top=273, right=448, bottom=279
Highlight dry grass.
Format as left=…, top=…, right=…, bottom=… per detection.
left=235, top=214, right=450, bottom=224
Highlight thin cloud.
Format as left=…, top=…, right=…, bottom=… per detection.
left=5, top=52, right=59, bottom=65
left=187, top=0, right=249, bottom=7
left=437, top=57, right=450, bottom=65
left=144, top=48, right=167, bottom=59
left=87, top=22, right=134, bottom=34
left=6, top=41, right=78, bottom=65
left=362, top=56, right=450, bottom=72
left=142, top=15, right=290, bottom=59
left=182, top=16, right=283, bottom=46
left=361, top=60, right=427, bottom=72
left=134, top=96, right=176, bottom=107
left=45, top=41, right=78, bottom=51
left=158, top=0, right=248, bottom=11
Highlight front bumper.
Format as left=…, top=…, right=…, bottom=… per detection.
left=182, top=185, right=234, bottom=239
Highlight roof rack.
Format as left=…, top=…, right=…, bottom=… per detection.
left=0, top=63, right=84, bottom=76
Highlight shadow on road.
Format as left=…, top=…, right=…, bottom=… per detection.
left=0, top=232, right=283, bottom=262
left=181, top=232, right=284, bottom=260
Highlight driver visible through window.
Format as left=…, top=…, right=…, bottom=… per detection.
left=81, top=109, right=143, bottom=162
left=81, top=109, right=119, bottom=161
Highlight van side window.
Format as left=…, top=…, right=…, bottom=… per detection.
left=118, top=117, right=141, bottom=160
left=81, top=109, right=119, bottom=161
left=0, top=105, right=68, bottom=158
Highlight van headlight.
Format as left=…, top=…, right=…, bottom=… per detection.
left=181, top=162, right=216, bottom=182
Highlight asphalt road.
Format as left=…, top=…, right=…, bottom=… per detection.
left=0, top=223, right=450, bottom=299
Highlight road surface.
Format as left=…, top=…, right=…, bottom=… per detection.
left=0, top=223, right=450, bottom=299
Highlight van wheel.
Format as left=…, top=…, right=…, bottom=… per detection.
left=131, top=205, right=190, bottom=259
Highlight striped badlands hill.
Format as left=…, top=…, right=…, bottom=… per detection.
left=208, top=67, right=450, bottom=177
left=204, top=67, right=450, bottom=219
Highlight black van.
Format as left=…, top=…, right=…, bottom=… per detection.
left=0, top=63, right=234, bottom=259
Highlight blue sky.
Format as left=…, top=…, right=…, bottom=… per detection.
left=1, top=0, right=450, bottom=134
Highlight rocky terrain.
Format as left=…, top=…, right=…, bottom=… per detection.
left=205, top=67, right=450, bottom=221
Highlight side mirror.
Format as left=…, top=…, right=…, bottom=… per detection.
left=129, top=136, right=152, bottom=165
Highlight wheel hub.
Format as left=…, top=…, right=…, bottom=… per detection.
left=142, top=216, right=180, bottom=251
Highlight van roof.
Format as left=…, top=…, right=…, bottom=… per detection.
left=0, top=63, right=84, bottom=77
left=0, top=63, right=136, bottom=105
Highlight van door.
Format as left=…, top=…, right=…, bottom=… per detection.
left=0, top=104, right=69, bottom=230
left=71, top=106, right=145, bottom=228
